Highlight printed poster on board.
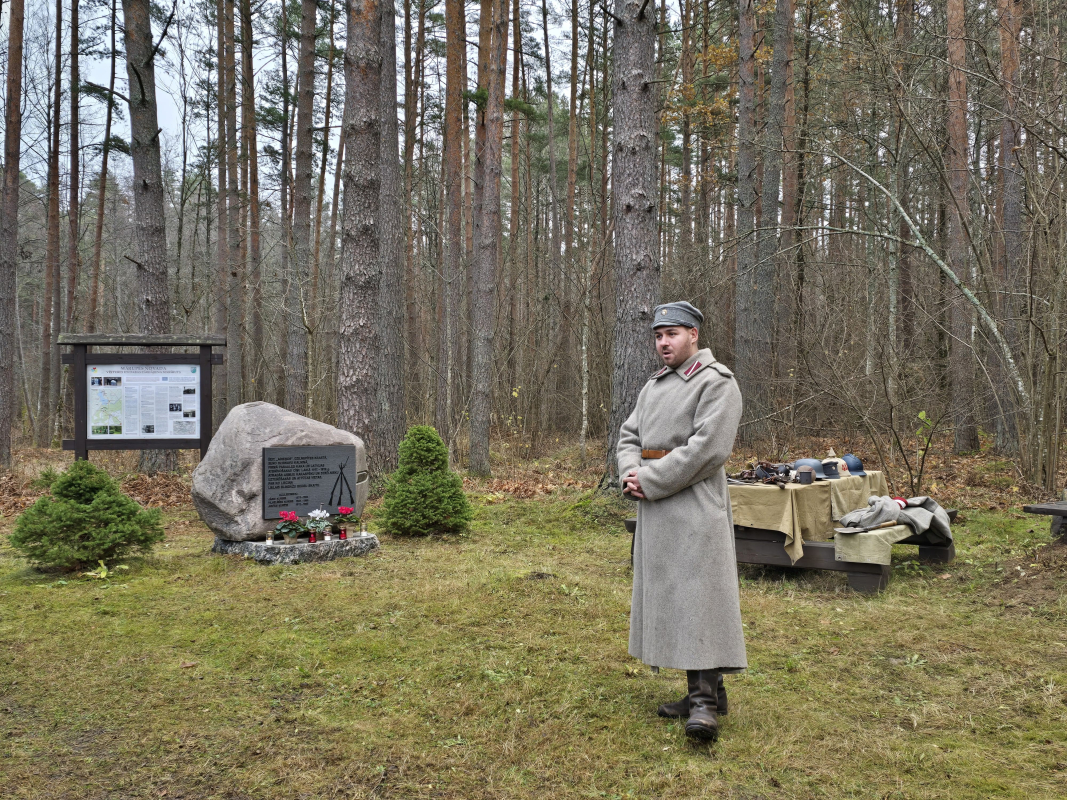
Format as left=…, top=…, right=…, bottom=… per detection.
left=87, top=364, right=200, bottom=439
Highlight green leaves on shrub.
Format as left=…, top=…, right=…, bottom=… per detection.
left=10, top=460, right=165, bottom=570
left=380, top=426, right=472, bottom=536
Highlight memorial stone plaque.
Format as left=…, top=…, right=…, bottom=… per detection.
left=262, top=445, right=361, bottom=519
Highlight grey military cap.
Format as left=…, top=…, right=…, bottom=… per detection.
left=652, top=301, right=704, bottom=330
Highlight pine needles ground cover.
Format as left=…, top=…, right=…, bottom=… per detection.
left=0, top=490, right=1065, bottom=799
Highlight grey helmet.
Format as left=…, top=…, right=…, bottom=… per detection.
left=842, top=453, right=866, bottom=477
left=794, top=458, right=826, bottom=479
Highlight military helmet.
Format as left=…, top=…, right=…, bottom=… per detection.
left=793, top=458, right=825, bottom=479
left=842, top=453, right=866, bottom=477
left=821, top=460, right=843, bottom=480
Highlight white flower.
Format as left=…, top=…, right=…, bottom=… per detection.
left=308, top=509, right=330, bottom=521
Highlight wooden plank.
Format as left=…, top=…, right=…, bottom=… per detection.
left=58, top=334, right=227, bottom=346
left=917, top=542, right=956, bottom=563
left=72, top=344, right=88, bottom=460
left=62, top=353, right=223, bottom=365
left=199, top=345, right=213, bottom=459
left=847, top=566, right=891, bottom=594
left=1022, top=502, right=1067, bottom=516
left=63, top=438, right=201, bottom=451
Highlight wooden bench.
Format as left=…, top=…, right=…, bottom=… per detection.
left=1022, top=501, right=1067, bottom=541
left=624, top=513, right=956, bottom=595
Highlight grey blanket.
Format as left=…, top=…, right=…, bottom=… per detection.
left=839, top=495, right=953, bottom=545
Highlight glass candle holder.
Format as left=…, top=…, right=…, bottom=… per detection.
left=308, top=531, right=317, bottom=544
left=339, top=528, right=347, bottom=540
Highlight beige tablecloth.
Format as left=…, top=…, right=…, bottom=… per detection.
left=834, top=524, right=914, bottom=565
left=729, top=472, right=890, bottom=563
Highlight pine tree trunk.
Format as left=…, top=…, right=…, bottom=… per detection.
left=678, top=0, right=693, bottom=258
left=87, top=0, right=117, bottom=334
left=123, top=0, right=177, bottom=473
left=337, top=0, right=382, bottom=440
left=438, top=0, right=465, bottom=445
left=403, top=0, right=426, bottom=406
left=66, top=0, right=81, bottom=333
left=38, top=0, right=63, bottom=447
left=469, top=0, right=508, bottom=476
left=375, top=0, right=406, bottom=474
left=947, top=0, right=978, bottom=453
left=224, top=0, right=243, bottom=411
left=995, top=0, right=1022, bottom=454
left=289, top=0, right=318, bottom=414
left=241, top=0, right=263, bottom=398
left=0, top=0, right=25, bottom=467
left=734, top=0, right=771, bottom=440
left=605, top=0, right=660, bottom=485
left=540, top=0, right=561, bottom=283
left=277, top=7, right=291, bottom=407
left=214, top=0, right=229, bottom=420
left=755, top=0, right=792, bottom=348
left=564, top=0, right=579, bottom=273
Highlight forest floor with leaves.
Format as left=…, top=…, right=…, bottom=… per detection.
left=1, top=439, right=1066, bottom=799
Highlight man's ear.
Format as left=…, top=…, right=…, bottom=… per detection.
left=690, top=327, right=699, bottom=344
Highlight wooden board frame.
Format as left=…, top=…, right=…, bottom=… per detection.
left=58, top=334, right=225, bottom=461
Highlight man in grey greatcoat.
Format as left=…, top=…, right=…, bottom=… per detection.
left=618, top=301, right=747, bottom=742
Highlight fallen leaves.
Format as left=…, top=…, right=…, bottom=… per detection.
left=121, top=473, right=192, bottom=509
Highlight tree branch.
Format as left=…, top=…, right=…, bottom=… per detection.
left=821, top=150, right=1032, bottom=412
left=146, top=0, right=178, bottom=67
left=84, top=81, right=131, bottom=106
left=601, top=4, right=624, bottom=25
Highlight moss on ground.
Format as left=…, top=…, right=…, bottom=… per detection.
left=0, top=490, right=1065, bottom=799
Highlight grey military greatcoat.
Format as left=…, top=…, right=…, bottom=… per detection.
left=618, top=348, right=748, bottom=671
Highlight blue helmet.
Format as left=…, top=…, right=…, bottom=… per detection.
left=794, top=458, right=825, bottom=479
left=842, top=453, right=866, bottom=477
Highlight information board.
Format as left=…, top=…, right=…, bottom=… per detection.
left=262, top=445, right=360, bottom=519
left=86, top=363, right=201, bottom=439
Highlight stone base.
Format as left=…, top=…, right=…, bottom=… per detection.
left=211, top=534, right=379, bottom=565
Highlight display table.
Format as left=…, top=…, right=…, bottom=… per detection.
left=623, top=471, right=955, bottom=595
left=728, top=472, right=890, bottom=562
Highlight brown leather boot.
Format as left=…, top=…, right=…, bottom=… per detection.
left=684, top=670, right=720, bottom=742
left=657, top=674, right=727, bottom=718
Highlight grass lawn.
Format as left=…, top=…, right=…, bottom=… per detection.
left=1, top=486, right=1066, bottom=799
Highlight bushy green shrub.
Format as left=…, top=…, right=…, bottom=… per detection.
left=380, top=426, right=472, bottom=536
left=10, top=460, right=165, bottom=570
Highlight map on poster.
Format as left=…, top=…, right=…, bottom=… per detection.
left=87, top=364, right=201, bottom=439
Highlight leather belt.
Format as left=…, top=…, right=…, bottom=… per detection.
left=642, top=449, right=672, bottom=459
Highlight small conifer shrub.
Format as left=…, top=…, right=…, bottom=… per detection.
left=380, top=426, right=472, bottom=536
left=10, top=460, right=165, bottom=570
